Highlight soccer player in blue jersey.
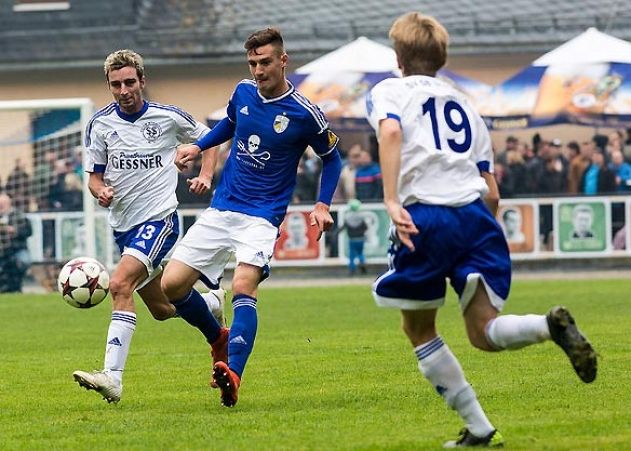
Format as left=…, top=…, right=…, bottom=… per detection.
left=73, top=49, right=229, bottom=404
left=161, top=28, right=343, bottom=407
left=367, top=13, right=597, bottom=447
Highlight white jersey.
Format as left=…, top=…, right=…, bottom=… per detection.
left=367, top=76, right=493, bottom=207
left=85, top=101, right=209, bottom=231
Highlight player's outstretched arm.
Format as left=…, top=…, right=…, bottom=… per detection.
left=187, top=145, right=219, bottom=195
left=378, top=118, right=418, bottom=251
left=88, top=172, right=114, bottom=208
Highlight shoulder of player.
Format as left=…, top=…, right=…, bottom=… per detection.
left=234, top=78, right=258, bottom=93
left=88, top=102, right=117, bottom=124
left=287, top=90, right=328, bottom=132
left=146, top=101, right=197, bottom=125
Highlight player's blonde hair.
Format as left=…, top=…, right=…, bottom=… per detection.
left=389, top=12, right=448, bottom=76
left=103, top=49, right=145, bottom=81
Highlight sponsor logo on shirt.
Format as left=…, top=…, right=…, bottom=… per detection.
left=110, top=152, right=164, bottom=170
left=141, top=121, right=163, bottom=142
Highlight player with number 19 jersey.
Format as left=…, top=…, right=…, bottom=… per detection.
left=366, top=76, right=493, bottom=207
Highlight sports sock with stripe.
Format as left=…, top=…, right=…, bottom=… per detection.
left=103, top=310, right=136, bottom=385
left=415, top=336, right=495, bottom=438
left=227, top=294, right=258, bottom=378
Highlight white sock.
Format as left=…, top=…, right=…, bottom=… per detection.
left=485, top=314, right=550, bottom=350
left=201, top=291, right=221, bottom=313
left=416, top=336, right=494, bottom=438
left=103, top=311, right=136, bottom=385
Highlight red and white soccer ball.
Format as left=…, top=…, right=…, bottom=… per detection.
left=57, top=257, right=110, bottom=308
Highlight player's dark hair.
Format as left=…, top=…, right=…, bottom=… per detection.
left=244, top=28, right=285, bottom=55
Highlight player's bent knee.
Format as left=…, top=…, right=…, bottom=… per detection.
left=109, top=276, right=134, bottom=299
left=467, top=329, right=497, bottom=352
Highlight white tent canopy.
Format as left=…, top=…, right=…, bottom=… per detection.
left=295, top=36, right=399, bottom=74
left=533, top=27, right=631, bottom=66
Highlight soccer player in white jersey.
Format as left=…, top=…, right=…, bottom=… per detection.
left=367, top=13, right=597, bottom=448
left=162, top=28, right=343, bottom=407
left=73, top=49, right=229, bottom=404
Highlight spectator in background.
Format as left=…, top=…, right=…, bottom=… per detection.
left=551, top=139, right=570, bottom=172
left=624, top=128, right=631, bottom=162
left=292, top=154, right=319, bottom=203
left=592, top=134, right=608, bottom=155
left=0, top=193, right=32, bottom=292
left=333, top=144, right=360, bottom=203
left=606, top=130, right=623, bottom=155
left=564, top=141, right=580, bottom=165
left=32, top=148, right=57, bottom=211
left=613, top=224, right=626, bottom=250
left=581, top=151, right=616, bottom=195
left=517, top=141, right=535, bottom=162
left=538, top=139, right=567, bottom=195
left=354, top=147, right=382, bottom=201
left=505, top=148, right=528, bottom=196
left=496, top=135, right=518, bottom=165
left=337, top=198, right=368, bottom=275
left=608, top=149, right=631, bottom=192
left=525, top=140, right=566, bottom=195
left=568, top=140, right=594, bottom=194
left=524, top=140, right=544, bottom=193
left=5, top=158, right=31, bottom=212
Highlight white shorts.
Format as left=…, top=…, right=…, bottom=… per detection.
left=171, top=208, right=278, bottom=286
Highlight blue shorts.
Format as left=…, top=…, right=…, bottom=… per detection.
left=372, top=199, right=511, bottom=312
left=113, top=211, right=180, bottom=277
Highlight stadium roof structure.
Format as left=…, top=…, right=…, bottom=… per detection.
left=0, top=0, right=631, bottom=70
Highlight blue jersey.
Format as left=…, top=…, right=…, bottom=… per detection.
left=211, top=80, right=339, bottom=227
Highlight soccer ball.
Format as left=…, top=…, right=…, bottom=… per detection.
left=57, top=257, right=110, bottom=308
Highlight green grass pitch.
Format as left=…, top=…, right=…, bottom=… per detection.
left=0, top=279, right=629, bottom=450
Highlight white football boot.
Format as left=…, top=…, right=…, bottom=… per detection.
left=73, top=370, right=122, bottom=404
left=202, top=288, right=227, bottom=327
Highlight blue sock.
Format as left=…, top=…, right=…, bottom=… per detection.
left=228, top=294, right=258, bottom=378
left=172, top=289, right=221, bottom=344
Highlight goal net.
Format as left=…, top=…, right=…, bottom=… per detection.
left=0, top=99, right=114, bottom=289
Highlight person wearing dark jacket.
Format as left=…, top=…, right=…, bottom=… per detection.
left=0, top=193, right=32, bottom=292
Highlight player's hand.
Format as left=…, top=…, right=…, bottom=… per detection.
left=386, top=200, right=418, bottom=251
left=187, top=175, right=211, bottom=195
left=97, top=186, right=114, bottom=208
left=176, top=144, right=202, bottom=171
left=309, top=202, right=334, bottom=241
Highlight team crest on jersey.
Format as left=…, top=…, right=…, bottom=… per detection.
left=141, top=121, right=162, bottom=142
left=273, top=114, right=290, bottom=133
left=327, top=130, right=339, bottom=149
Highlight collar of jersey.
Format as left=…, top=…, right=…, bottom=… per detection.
left=257, top=80, right=295, bottom=103
left=115, top=100, right=149, bottom=123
